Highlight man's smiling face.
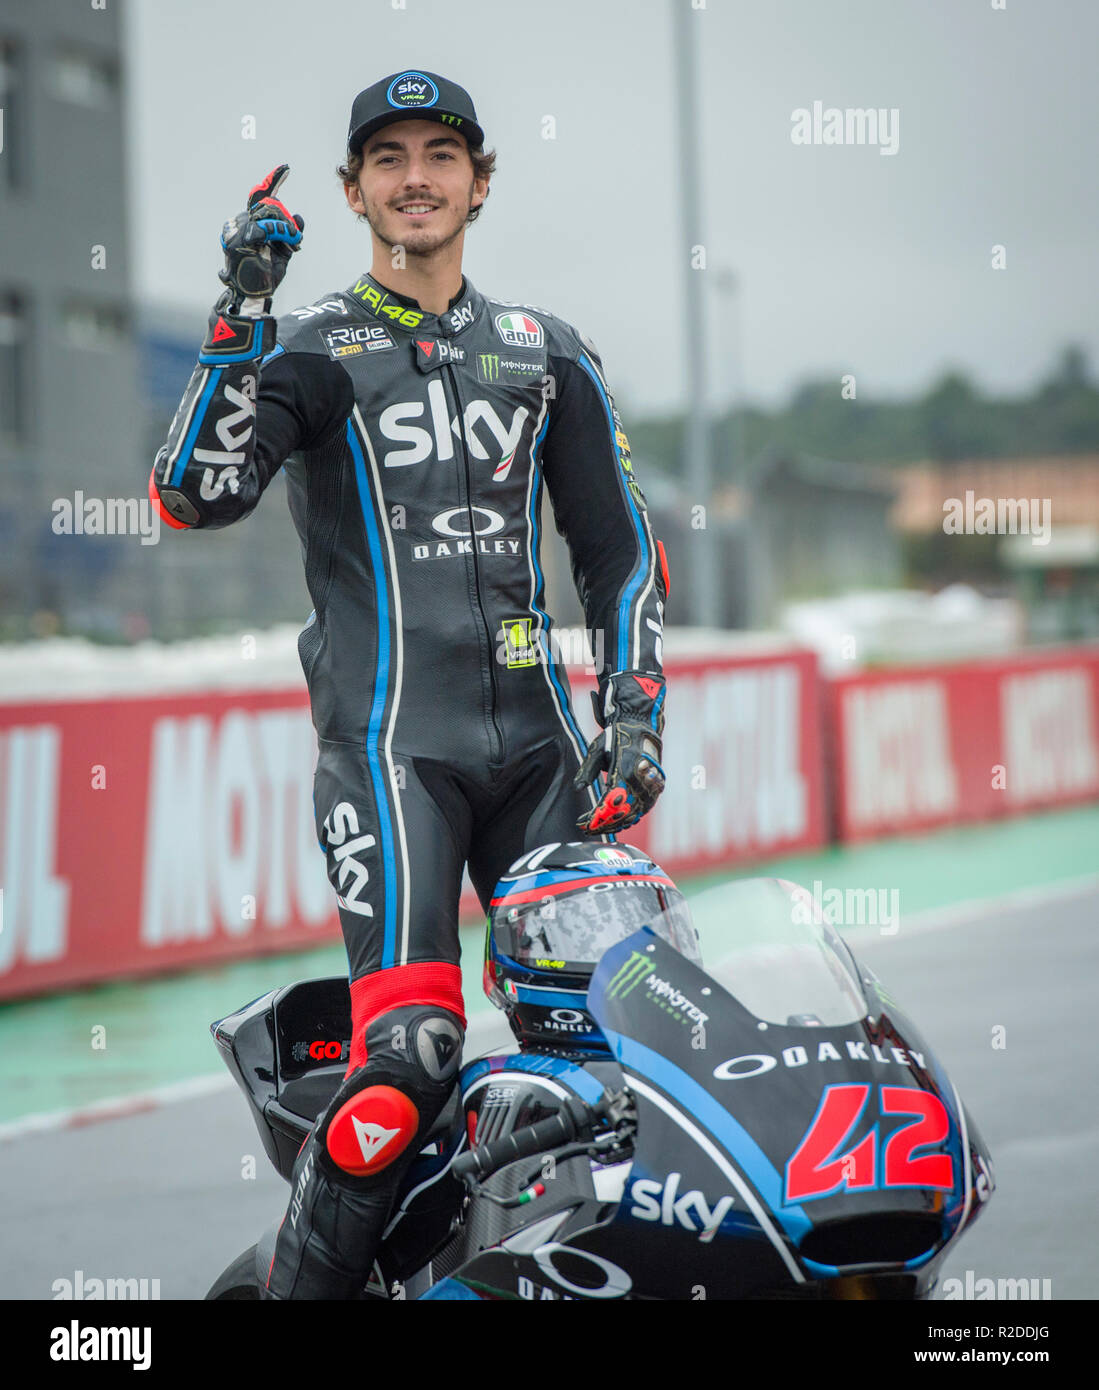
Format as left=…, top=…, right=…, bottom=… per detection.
left=347, top=118, right=488, bottom=257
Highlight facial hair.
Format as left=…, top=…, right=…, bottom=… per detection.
left=363, top=179, right=475, bottom=259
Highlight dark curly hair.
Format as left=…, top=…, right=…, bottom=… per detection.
left=337, top=141, right=496, bottom=226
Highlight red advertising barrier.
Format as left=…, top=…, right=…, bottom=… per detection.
left=0, top=691, right=326, bottom=1000
left=571, top=650, right=827, bottom=876
left=0, top=649, right=827, bottom=999
left=828, top=647, right=1099, bottom=841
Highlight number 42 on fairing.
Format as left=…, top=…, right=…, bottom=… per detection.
left=784, top=1084, right=956, bottom=1203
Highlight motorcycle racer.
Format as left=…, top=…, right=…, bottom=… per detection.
left=151, top=69, right=668, bottom=1299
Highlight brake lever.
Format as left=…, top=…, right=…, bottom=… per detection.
left=454, top=1087, right=636, bottom=1199
left=510, top=1092, right=637, bottom=1195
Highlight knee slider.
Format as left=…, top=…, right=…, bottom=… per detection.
left=323, top=1007, right=463, bottom=1179
left=325, top=1083, right=421, bottom=1177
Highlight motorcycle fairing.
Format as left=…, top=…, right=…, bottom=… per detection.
left=417, top=1208, right=636, bottom=1300
left=459, top=1051, right=609, bottom=1108
left=585, top=928, right=979, bottom=1296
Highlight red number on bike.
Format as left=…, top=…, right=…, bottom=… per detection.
left=785, top=1084, right=956, bottom=1203
left=880, top=1086, right=954, bottom=1190
left=784, top=1084, right=874, bottom=1203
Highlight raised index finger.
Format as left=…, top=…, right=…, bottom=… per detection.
left=247, top=164, right=290, bottom=210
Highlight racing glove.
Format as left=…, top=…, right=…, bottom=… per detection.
left=149, top=166, right=303, bottom=530
left=193, top=165, right=305, bottom=365
left=574, top=671, right=666, bottom=834
left=218, top=163, right=304, bottom=310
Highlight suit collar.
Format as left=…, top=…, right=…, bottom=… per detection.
left=345, top=272, right=482, bottom=338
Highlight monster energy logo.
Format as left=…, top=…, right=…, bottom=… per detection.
left=606, top=951, right=656, bottom=999
left=606, top=951, right=709, bottom=1027
left=476, top=352, right=543, bottom=385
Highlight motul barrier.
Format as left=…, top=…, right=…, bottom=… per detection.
left=828, top=647, right=1099, bottom=841
left=0, top=650, right=826, bottom=999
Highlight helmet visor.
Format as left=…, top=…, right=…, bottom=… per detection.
left=496, top=879, right=701, bottom=971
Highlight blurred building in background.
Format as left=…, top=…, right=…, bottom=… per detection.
left=0, top=0, right=145, bottom=636
left=0, top=1, right=573, bottom=643
left=643, top=448, right=900, bottom=630
left=5, top=2, right=1094, bottom=655
left=734, top=450, right=901, bottom=628
left=893, top=455, right=1099, bottom=642
left=0, top=0, right=314, bottom=641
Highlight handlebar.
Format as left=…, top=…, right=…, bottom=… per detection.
left=452, top=1094, right=594, bottom=1185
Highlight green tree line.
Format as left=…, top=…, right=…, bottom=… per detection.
left=631, top=345, right=1098, bottom=480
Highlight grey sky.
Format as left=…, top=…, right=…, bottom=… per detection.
left=125, top=0, right=1098, bottom=419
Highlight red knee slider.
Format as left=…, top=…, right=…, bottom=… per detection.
left=325, top=1085, right=419, bottom=1176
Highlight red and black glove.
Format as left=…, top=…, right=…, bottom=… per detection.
left=218, top=164, right=304, bottom=309
left=200, top=166, right=305, bottom=362
left=574, top=671, right=666, bottom=835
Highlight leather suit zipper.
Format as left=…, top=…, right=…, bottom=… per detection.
left=443, top=360, right=505, bottom=763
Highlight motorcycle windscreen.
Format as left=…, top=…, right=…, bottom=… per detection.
left=587, top=884, right=975, bottom=1295
left=691, top=876, right=869, bottom=1026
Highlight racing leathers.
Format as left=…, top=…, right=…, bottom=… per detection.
left=151, top=272, right=667, bottom=1297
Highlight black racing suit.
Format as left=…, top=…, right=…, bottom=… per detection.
left=151, top=272, right=666, bottom=1297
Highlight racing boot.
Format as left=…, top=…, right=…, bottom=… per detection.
left=262, top=1004, right=463, bottom=1299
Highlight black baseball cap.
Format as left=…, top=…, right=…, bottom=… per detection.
left=347, top=70, right=485, bottom=156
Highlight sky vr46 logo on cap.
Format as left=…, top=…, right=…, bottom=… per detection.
left=387, top=72, right=439, bottom=108
left=495, top=312, right=544, bottom=349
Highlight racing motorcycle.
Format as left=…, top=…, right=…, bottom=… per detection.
left=205, top=871, right=994, bottom=1300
